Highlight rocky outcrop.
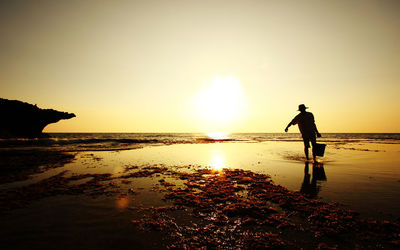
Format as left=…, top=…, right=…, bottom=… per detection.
left=0, top=98, right=75, bottom=138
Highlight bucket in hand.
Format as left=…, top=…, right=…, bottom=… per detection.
left=314, top=143, right=326, bottom=157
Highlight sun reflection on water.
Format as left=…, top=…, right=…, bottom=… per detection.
left=207, top=132, right=229, bottom=140
left=210, top=150, right=226, bottom=171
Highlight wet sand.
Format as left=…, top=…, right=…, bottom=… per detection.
left=1, top=141, right=400, bottom=249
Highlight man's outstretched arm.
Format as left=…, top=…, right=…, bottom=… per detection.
left=284, top=122, right=292, bottom=132
left=285, top=118, right=296, bottom=132
left=285, top=115, right=299, bottom=132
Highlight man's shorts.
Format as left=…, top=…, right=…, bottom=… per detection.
left=302, top=135, right=316, bottom=148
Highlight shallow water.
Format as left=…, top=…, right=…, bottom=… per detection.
left=8, top=140, right=398, bottom=220
left=103, top=141, right=400, bottom=219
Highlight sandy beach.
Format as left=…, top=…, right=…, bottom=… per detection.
left=1, top=138, right=400, bottom=249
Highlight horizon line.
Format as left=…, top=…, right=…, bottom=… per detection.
left=44, top=131, right=400, bottom=134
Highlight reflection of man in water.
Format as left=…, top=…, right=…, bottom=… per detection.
left=300, top=162, right=327, bottom=198
left=300, top=162, right=318, bottom=198
left=285, top=104, right=321, bottom=161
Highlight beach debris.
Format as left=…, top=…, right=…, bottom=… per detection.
left=125, top=167, right=400, bottom=249
left=0, top=151, right=76, bottom=184
left=0, top=171, right=116, bottom=212
left=158, top=179, right=176, bottom=187
left=1, top=161, right=400, bottom=249
left=119, top=166, right=168, bottom=178
left=123, top=165, right=139, bottom=172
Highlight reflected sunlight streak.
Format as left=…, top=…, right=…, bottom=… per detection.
left=207, top=132, right=229, bottom=140
left=210, top=150, right=226, bottom=171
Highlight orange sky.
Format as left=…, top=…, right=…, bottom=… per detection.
left=1, top=0, right=399, bottom=133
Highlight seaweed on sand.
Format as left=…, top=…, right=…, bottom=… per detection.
left=0, top=151, right=76, bottom=184
left=0, top=171, right=116, bottom=212
left=1, top=160, right=399, bottom=249
left=131, top=168, right=400, bottom=249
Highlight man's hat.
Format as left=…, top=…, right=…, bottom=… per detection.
left=298, top=104, right=308, bottom=111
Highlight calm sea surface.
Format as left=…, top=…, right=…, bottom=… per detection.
left=1, top=133, right=399, bottom=151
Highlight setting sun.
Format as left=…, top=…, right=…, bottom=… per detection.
left=193, top=76, right=247, bottom=132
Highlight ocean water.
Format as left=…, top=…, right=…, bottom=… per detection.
left=0, top=133, right=399, bottom=151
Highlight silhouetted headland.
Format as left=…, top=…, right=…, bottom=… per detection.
left=0, top=98, right=75, bottom=138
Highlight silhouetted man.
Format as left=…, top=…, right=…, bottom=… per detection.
left=285, top=104, right=321, bottom=161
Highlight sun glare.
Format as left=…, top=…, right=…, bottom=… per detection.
left=194, top=76, right=246, bottom=128
left=210, top=150, right=226, bottom=171
left=207, top=132, right=229, bottom=140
